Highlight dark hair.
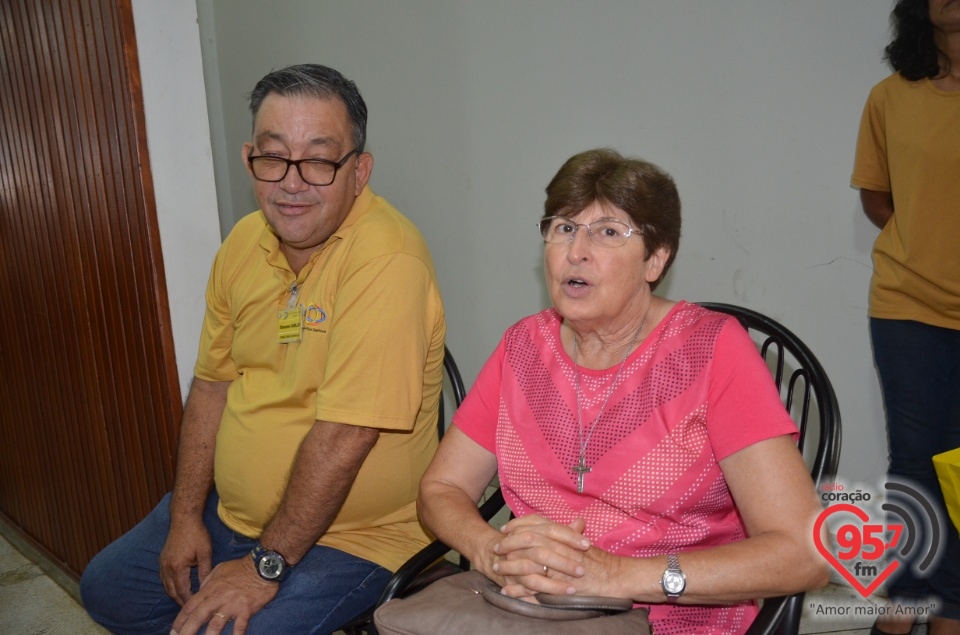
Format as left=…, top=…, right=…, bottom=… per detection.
left=248, top=64, right=368, bottom=152
left=885, top=0, right=943, bottom=80
left=544, top=148, right=681, bottom=289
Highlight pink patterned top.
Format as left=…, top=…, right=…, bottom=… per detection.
left=454, top=301, right=798, bottom=634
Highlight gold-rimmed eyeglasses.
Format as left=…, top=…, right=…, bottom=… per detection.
left=537, top=216, right=640, bottom=248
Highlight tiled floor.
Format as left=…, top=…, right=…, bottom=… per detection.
left=1, top=529, right=922, bottom=635
left=0, top=530, right=107, bottom=634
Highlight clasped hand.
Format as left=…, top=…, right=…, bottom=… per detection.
left=489, top=515, right=621, bottom=600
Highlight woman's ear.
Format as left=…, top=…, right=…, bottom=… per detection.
left=645, top=247, right=670, bottom=283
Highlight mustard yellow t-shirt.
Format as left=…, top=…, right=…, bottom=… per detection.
left=194, top=186, right=445, bottom=571
left=851, top=72, right=960, bottom=329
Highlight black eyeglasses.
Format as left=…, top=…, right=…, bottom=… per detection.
left=247, top=149, right=359, bottom=186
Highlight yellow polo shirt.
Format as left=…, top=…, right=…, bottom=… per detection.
left=194, top=186, right=445, bottom=571
left=851, top=72, right=960, bottom=329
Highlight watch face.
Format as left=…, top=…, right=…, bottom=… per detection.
left=258, top=553, right=284, bottom=579
left=663, top=571, right=685, bottom=594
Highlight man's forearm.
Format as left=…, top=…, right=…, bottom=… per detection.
left=259, top=420, right=379, bottom=564
left=169, top=378, right=230, bottom=522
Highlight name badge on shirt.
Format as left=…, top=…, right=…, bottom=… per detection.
left=277, top=306, right=303, bottom=343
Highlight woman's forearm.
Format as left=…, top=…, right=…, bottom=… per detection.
left=418, top=481, right=503, bottom=579
left=418, top=426, right=504, bottom=580
left=605, top=529, right=828, bottom=604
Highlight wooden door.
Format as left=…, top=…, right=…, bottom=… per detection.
left=0, top=0, right=182, bottom=579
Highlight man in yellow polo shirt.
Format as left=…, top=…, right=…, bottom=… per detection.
left=81, top=64, right=446, bottom=634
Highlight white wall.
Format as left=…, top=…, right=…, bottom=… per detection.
left=131, top=0, right=223, bottom=401
left=195, top=0, right=893, bottom=486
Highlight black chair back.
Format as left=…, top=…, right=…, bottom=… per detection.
left=700, top=303, right=842, bottom=635
left=437, top=346, right=467, bottom=440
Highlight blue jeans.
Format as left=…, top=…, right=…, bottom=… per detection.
left=80, top=491, right=392, bottom=634
left=871, top=318, right=960, bottom=620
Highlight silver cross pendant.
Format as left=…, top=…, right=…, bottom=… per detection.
left=572, top=457, right=591, bottom=493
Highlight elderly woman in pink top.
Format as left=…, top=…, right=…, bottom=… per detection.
left=418, top=148, right=828, bottom=635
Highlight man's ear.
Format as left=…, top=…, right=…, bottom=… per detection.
left=354, top=152, right=373, bottom=195
left=241, top=142, right=254, bottom=177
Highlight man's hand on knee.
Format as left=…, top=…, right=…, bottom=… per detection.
left=170, top=556, right=279, bottom=635
left=160, top=519, right=213, bottom=606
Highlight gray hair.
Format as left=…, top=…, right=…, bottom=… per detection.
left=247, top=64, right=368, bottom=153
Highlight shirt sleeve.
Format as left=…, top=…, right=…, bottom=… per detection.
left=851, top=82, right=891, bottom=192
left=194, top=242, right=240, bottom=382
left=316, top=251, right=441, bottom=430
left=451, top=337, right=507, bottom=453
left=705, top=317, right=799, bottom=462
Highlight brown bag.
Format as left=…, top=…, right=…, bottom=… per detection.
left=373, top=570, right=651, bottom=635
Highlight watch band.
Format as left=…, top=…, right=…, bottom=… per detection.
left=661, top=553, right=686, bottom=602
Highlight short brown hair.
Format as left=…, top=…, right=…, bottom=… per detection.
left=544, top=148, right=681, bottom=288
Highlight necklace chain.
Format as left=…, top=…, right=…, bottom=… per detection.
left=572, top=308, right=649, bottom=493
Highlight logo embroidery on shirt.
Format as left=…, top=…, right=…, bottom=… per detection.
left=304, top=304, right=327, bottom=329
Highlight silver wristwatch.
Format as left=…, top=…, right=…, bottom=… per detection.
left=660, top=553, right=686, bottom=602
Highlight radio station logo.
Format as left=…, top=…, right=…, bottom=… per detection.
left=813, top=478, right=946, bottom=599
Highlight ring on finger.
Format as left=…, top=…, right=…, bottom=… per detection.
left=215, top=613, right=229, bottom=620
left=543, top=565, right=549, bottom=576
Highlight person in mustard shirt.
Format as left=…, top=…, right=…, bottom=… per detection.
left=851, top=1, right=960, bottom=634
left=80, top=64, right=446, bottom=635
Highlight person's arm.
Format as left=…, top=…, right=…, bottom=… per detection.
left=260, top=420, right=379, bottom=560
left=171, top=418, right=379, bottom=635
left=618, top=434, right=827, bottom=603
left=418, top=426, right=504, bottom=580
left=418, top=426, right=590, bottom=596
left=860, top=188, right=894, bottom=229
left=160, top=377, right=230, bottom=605
left=493, top=435, right=829, bottom=603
